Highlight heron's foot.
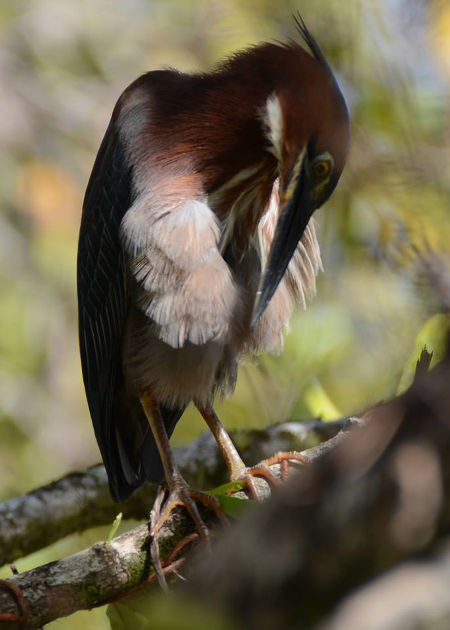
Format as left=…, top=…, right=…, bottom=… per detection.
left=264, top=450, right=310, bottom=481
left=149, top=476, right=226, bottom=590
left=233, top=451, right=309, bottom=500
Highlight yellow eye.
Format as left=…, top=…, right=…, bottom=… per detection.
left=312, top=159, right=331, bottom=179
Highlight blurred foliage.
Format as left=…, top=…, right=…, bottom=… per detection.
left=0, top=0, right=449, bottom=628
left=107, top=592, right=234, bottom=630
left=397, top=312, right=450, bottom=393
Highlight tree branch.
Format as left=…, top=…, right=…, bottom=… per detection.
left=0, top=417, right=355, bottom=566
left=0, top=424, right=360, bottom=629
left=181, top=353, right=450, bottom=629
left=0, top=525, right=151, bottom=629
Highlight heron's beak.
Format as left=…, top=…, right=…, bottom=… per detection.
left=251, top=150, right=314, bottom=327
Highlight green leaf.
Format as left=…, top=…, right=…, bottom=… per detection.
left=213, top=494, right=251, bottom=516
left=397, top=313, right=450, bottom=394
left=206, top=480, right=245, bottom=495
left=204, top=481, right=252, bottom=516
left=108, top=591, right=235, bottom=630
left=106, top=512, right=123, bottom=543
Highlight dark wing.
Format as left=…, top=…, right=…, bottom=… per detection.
left=78, top=88, right=186, bottom=502
left=77, top=109, right=138, bottom=500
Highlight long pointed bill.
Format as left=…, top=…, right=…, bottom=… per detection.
left=251, top=152, right=314, bottom=327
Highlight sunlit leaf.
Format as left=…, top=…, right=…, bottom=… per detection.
left=106, top=512, right=123, bottom=543
left=213, top=494, right=250, bottom=517
left=302, top=378, right=342, bottom=420
left=397, top=313, right=450, bottom=394
left=207, top=480, right=245, bottom=496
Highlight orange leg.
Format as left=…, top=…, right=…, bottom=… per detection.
left=140, top=392, right=226, bottom=590
left=197, top=404, right=309, bottom=499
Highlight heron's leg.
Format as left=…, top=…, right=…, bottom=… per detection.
left=140, top=392, right=225, bottom=589
left=195, top=403, right=246, bottom=480
left=197, top=403, right=309, bottom=499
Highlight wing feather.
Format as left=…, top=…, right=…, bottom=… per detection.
left=77, top=112, right=135, bottom=499
left=78, top=87, right=189, bottom=501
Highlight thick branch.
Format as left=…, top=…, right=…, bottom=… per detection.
left=182, top=354, right=450, bottom=629
left=0, top=525, right=151, bottom=629
left=0, top=418, right=353, bottom=566
left=0, top=427, right=357, bottom=629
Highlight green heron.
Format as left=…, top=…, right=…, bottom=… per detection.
left=77, top=13, right=350, bottom=564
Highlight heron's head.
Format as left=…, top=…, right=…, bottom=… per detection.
left=252, top=14, right=350, bottom=325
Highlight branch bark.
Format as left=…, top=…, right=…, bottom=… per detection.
left=0, top=525, right=151, bottom=629
left=0, top=425, right=358, bottom=629
left=0, top=417, right=354, bottom=566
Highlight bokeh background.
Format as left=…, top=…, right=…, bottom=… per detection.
left=0, top=0, right=449, bottom=628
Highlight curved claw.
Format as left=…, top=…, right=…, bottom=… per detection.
left=264, top=451, right=310, bottom=481
left=149, top=480, right=226, bottom=590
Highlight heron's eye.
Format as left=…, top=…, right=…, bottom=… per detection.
left=312, top=159, right=331, bottom=179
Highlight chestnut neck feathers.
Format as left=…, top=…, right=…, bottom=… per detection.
left=121, top=41, right=343, bottom=189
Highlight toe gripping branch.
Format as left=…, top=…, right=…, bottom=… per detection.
left=0, top=579, right=28, bottom=629
left=235, top=451, right=310, bottom=500
left=147, top=451, right=309, bottom=589
left=148, top=483, right=227, bottom=590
